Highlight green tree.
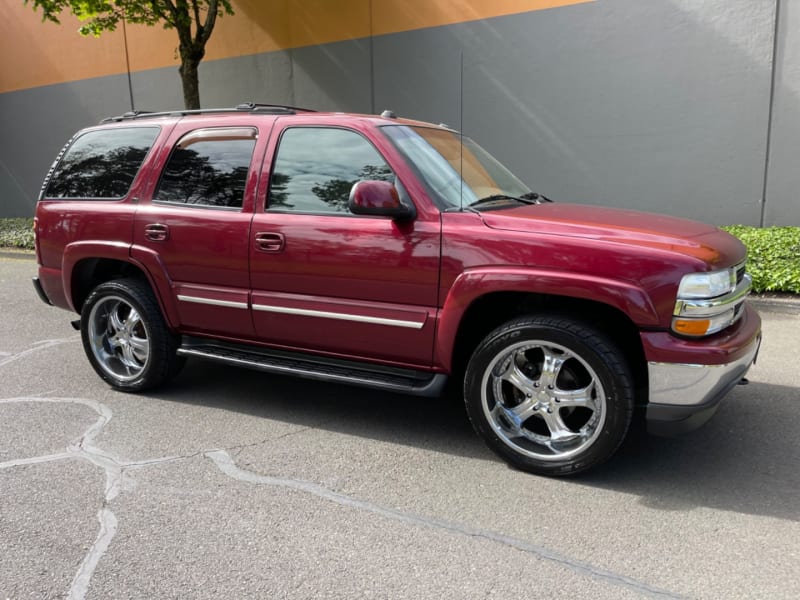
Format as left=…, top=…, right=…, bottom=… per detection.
left=24, top=0, right=234, bottom=109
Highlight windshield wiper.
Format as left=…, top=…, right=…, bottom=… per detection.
left=467, top=194, right=536, bottom=209
left=467, top=192, right=554, bottom=209
left=521, top=192, right=554, bottom=203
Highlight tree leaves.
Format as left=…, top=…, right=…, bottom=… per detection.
left=22, top=1, right=235, bottom=107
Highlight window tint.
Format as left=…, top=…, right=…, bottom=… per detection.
left=155, top=130, right=256, bottom=209
left=45, top=127, right=159, bottom=199
left=268, top=127, right=393, bottom=213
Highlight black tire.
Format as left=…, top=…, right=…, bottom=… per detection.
left=80, top=278, right=181, bottom=391
left=463, top=315, right=634, bottom=476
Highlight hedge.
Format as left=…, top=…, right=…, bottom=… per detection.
left=721, top=226, right=800, bottom=294
left=0, top=218, right=34, bottom=250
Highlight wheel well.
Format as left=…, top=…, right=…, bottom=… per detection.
left=450, top=292, right=648, bottom=402
left=71, top=258, right=149, bottom=312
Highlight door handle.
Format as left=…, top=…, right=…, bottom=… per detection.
left=255, top=232, right=285, bottom=253
left=144, top=223, right=170, bottom=242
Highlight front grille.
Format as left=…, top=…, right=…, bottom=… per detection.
left=736, top=262, right=747, bottom=285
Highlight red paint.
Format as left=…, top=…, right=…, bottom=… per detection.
left=35, top=109, right=760, bottom=380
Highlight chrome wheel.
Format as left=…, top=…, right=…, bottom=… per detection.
left=87, top=294, right=151, bottom=382
left=481, top=340, right=607, bottom=462
left=465, top=316, right=633, bottom=475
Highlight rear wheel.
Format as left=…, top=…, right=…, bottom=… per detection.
left=464, top=315, right=634, bottom=476
left=81, top=278, right=181, bottom=391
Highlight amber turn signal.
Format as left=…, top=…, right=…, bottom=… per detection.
left=672, top=318, right=711, bottom=336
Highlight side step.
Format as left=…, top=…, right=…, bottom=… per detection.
left=177, top=337, right=448, bottom=397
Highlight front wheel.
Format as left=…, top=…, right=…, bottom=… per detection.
left=81, top=278, right=181, bottom=391
left=464, top=315, right=634, bottom=476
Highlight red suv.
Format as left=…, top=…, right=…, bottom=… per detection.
left=33, top=104, right=761, bottom=475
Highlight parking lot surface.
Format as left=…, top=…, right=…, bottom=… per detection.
left=1, top=254, right=799, bottom=599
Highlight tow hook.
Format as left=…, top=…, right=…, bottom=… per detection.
left=70, top=319, right=81, bottom=331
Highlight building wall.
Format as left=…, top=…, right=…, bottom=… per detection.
left=1, top=0, right=796, bottom=226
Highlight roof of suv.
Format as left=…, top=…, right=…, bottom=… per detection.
left=100, top=103, right=446, bottom=130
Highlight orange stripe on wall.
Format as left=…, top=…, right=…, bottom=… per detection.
left=371, top=0, right=595, bottom=36
left=0, top=0, right=593, bottom=94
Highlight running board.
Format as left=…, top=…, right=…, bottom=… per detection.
left=177, top=338, right=447, bottom=397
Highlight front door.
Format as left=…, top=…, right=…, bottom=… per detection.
left=249, top=124, right=441, bottom=367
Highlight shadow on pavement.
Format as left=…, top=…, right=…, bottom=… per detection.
left=582, top=381, right=800, bottom=522
left=157, top=361, right=799, bottom=522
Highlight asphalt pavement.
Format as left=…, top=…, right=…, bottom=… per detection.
left=1, top=253, right=798, bottom=599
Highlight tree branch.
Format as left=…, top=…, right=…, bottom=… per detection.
left=150, top=0, right=176, bottom=27
left=198, top=0, right=219, bottom=46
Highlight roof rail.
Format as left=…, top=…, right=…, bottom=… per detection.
left=100, top=102, right=316, bottom=123
left=235, top=102, right=317, bottom=113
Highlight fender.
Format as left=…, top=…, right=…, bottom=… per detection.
left=434, top=266, right=659, bottom=371
left=61, top=240, right=180, bottom=328
left=128, top=244, right=180, bottom=328
left=62, top=241, right=131, bottom=311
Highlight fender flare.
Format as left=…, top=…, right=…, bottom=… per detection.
left=434, top=267, right=658, bottom=370
left=61, top=241, right=179, bottom=328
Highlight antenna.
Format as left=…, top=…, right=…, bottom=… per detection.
left=122, top=17, right=134, bottom=111
left=459, top=50, right=464, bottom=212
left=369, top=0, right=375, bottom=114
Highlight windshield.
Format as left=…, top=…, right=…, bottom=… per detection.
left=381, top=125, right=531, bottom=210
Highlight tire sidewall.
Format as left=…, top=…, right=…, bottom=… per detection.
left=80, top=279, right=171, bottom=391
left=464, top=318, right=633, bottom=476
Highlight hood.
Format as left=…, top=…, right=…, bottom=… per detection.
left=480, top=203, right=745, bottom=268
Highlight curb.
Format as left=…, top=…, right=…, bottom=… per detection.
left=749, top=295, right=800, bottom=315
left=0, top=250, right=35, bottom=260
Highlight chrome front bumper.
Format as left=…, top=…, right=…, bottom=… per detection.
left=645, top=333, right=761, bottom=436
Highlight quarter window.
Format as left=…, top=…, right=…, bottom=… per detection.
left=268, top=127, right=394, bottom=214
left=44, top=127, right=159, bottom=199
left=155, top=128, right=256, bottom=209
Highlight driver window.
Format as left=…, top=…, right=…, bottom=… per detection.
left=267, top=127, right=393, bottom=214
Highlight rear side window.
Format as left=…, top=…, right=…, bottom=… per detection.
left=154, top=128, right=257, bottom=209
left=44, top=127, right=160, bottom=199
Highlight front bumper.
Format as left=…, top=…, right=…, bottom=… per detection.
left=644, top=305, right=761, bottom=436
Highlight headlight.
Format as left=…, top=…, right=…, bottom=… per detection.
left=677, top=269, right=736, bottom=299
left=671, top=264, right=750, bottom=337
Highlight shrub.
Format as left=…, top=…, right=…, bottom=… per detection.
left=0, top=218, right=35, bottom=250
left=721, top=225, right=800, bottom=294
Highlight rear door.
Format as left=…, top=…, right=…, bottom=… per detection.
left=249, top=121, right=441, bottom=367
left=132, top=116, right=274, bottom=339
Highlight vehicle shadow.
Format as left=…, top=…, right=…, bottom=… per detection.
left=159, top=361, right=799, bottom=522
left=161, top=358, right=488, bottom=459
left=582, top=380, right=800, bottom=522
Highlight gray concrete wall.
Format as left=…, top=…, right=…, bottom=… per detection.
left=1, top=0, right=797, bottom=225
left=766, top=0, right=800, bottom=226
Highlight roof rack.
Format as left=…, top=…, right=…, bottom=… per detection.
left=234, top=102, right=317, bottom=113
left=101, top=102, right=316, bottom=123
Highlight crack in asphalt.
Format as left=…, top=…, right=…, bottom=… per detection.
left=206, top=449, right=685, bottom=599
left=0, top=338, right=682, bottom=599
left=2, top=395, right=683, bottom=599
left=0, top=397, right=204, bottom=600
left=227, top=425, right=316, bottom=458
left=0, top=335, right=79, bottom=369
left=0, top=397, right=118, bottom=600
